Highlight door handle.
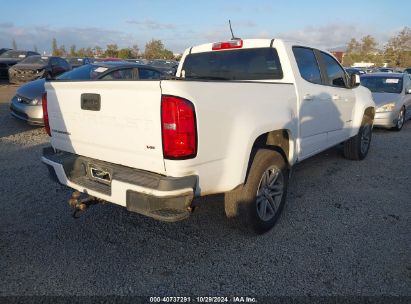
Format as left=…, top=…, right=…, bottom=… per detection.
left=331, top=95, right=340, bottom=101
left=303, top=94, right=314, bottom=101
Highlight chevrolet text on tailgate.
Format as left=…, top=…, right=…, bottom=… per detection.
left=42, top=38, right=375, bottom=234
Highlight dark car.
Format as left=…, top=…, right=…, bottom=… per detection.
left=345, top=67, right=366, bottom=76
left=374, top=67, right=395, bottom=73
left=8, top=55, right=71, bottom=84
left=66, top=57, right=92, bottom=69
left=404, top=68, right=411, bottom=74
left=91, top=57, right=124, bottom=63
left=0, top=50, right=39, bottom=80
left=10, top=62, right=164, bottom=125
left=126, top=58, right=150, bottom=65
left=146, top=59, right=179, bottom=75
left=0, top=48, right=11, bottom=55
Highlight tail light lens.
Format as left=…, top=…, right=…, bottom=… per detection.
left=161, top=95, right=197, bottom=159
left=212, top=39, right=243, bottom=50
left=42, top=92, right=51, bottom=136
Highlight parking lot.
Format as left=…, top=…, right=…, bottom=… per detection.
left=0, top=83, right=410, bottom=297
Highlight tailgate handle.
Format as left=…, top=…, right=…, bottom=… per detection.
left=81, top=93, right=101, bottom=111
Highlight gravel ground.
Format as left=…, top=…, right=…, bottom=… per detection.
left=0, top=83, right=410, bottom=297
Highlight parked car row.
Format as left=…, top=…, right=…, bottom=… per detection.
left=345, top=66, right=408, bottom=76
left=0, top=50, right=40, bottom=80
left=65, top=57, right=92, bottom=69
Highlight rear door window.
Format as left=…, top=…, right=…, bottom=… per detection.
left=181, top=48, right=283, bottom=80
left=292, top=47, right=322, bottom=84
left=139, top=68, right=161, bottom=80
left=101, top=68, right=134, bottom=80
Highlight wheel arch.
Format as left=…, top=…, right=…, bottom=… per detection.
left=244, top=129, right=294, bottom=184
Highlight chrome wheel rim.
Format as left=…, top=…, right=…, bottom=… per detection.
left=397, top=109, right=404, bottom=129
left=360, top=124, right=371, bottom=155
left=256, top=166, right=284, bottom=222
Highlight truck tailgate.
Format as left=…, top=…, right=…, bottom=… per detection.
left=45, top=81, right=165, bottom=174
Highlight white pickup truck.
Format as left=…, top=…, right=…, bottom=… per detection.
left=42, top=38, right=375, bottom=233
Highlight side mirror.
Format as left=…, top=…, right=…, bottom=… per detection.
left=350, top=74, right=361, bottom=88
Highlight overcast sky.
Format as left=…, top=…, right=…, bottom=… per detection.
left=1, top=0, right=410, bottom=54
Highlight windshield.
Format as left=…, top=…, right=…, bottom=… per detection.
left=57, top=64, right=109, bottom=80
left=181, top=48, right=283, bottom=80
left=20, top=56, right=49, bottom=65
left=0, top=50, right=27, bottom=59
left=361, top=76, right=403, bottom=94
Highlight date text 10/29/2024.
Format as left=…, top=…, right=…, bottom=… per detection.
left=149, top=296, right=257, bottom=303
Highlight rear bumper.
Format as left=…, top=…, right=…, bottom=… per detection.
left=42, top=147, right=197, bottom=221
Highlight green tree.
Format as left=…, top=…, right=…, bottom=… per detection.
left=343, top=35, right=380, bottom=67
left=54, top=45, right=67, bottom=57
left=346, top=38, right=361, bottom=54
left=77, top=47, right=94, bottom=57
left=105, top=44, right=119, bottom=57
left=118, top=48, right=133, bottom=59
left=384, top=27, right=411, bottom=67
left=93, top=46, right=103, bottom=57
left=361, top=35, right=377, bottom=54
left=12, top=39, right=17, bottom=50
left=131, top=44, right=140, bottom=58
left=52, top=38, right=58, bottom=56
left=70, top=45, right=77, bottom=57
left=144, top=39, right=174, bottom=59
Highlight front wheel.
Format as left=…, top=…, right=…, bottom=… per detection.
left=343, top=117, right=372, bottom=160
left=224, top=149, right=288, bottom=233
left=393, top=107, right=405, bottom=131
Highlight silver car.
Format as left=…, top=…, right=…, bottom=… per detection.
left=10, top=62, right=164, bottom=126
left=360, top=73, right=411, bottom=130
left=10, top=79, right=45, bottom=125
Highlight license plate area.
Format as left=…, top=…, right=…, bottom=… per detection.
left=87, top=164, right=112, bottom=185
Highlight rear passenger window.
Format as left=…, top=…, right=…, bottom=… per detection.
left=292, top=47, right=322, bottom=84
left=139, top=69, right=161, bottom=80
left=101, top=68, right=134, bottom=80
left=320, top=52, right=347, bottom=88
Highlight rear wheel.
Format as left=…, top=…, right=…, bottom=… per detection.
left=224, top=149, right=288, bottom=233
left=393, top=107, right=405, bottom=131
left=343, top=116, right=372, bottom=160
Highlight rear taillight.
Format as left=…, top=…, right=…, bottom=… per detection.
left=161, top=95, right=197, bottom=159
left=212, top=39, right=243, bottom=50
left=42, top=92, right=51, bottom=136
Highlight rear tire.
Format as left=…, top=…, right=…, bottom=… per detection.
left=224, top=149, right=288, bottom=234
left=343, top=116, right=372, bottom=160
